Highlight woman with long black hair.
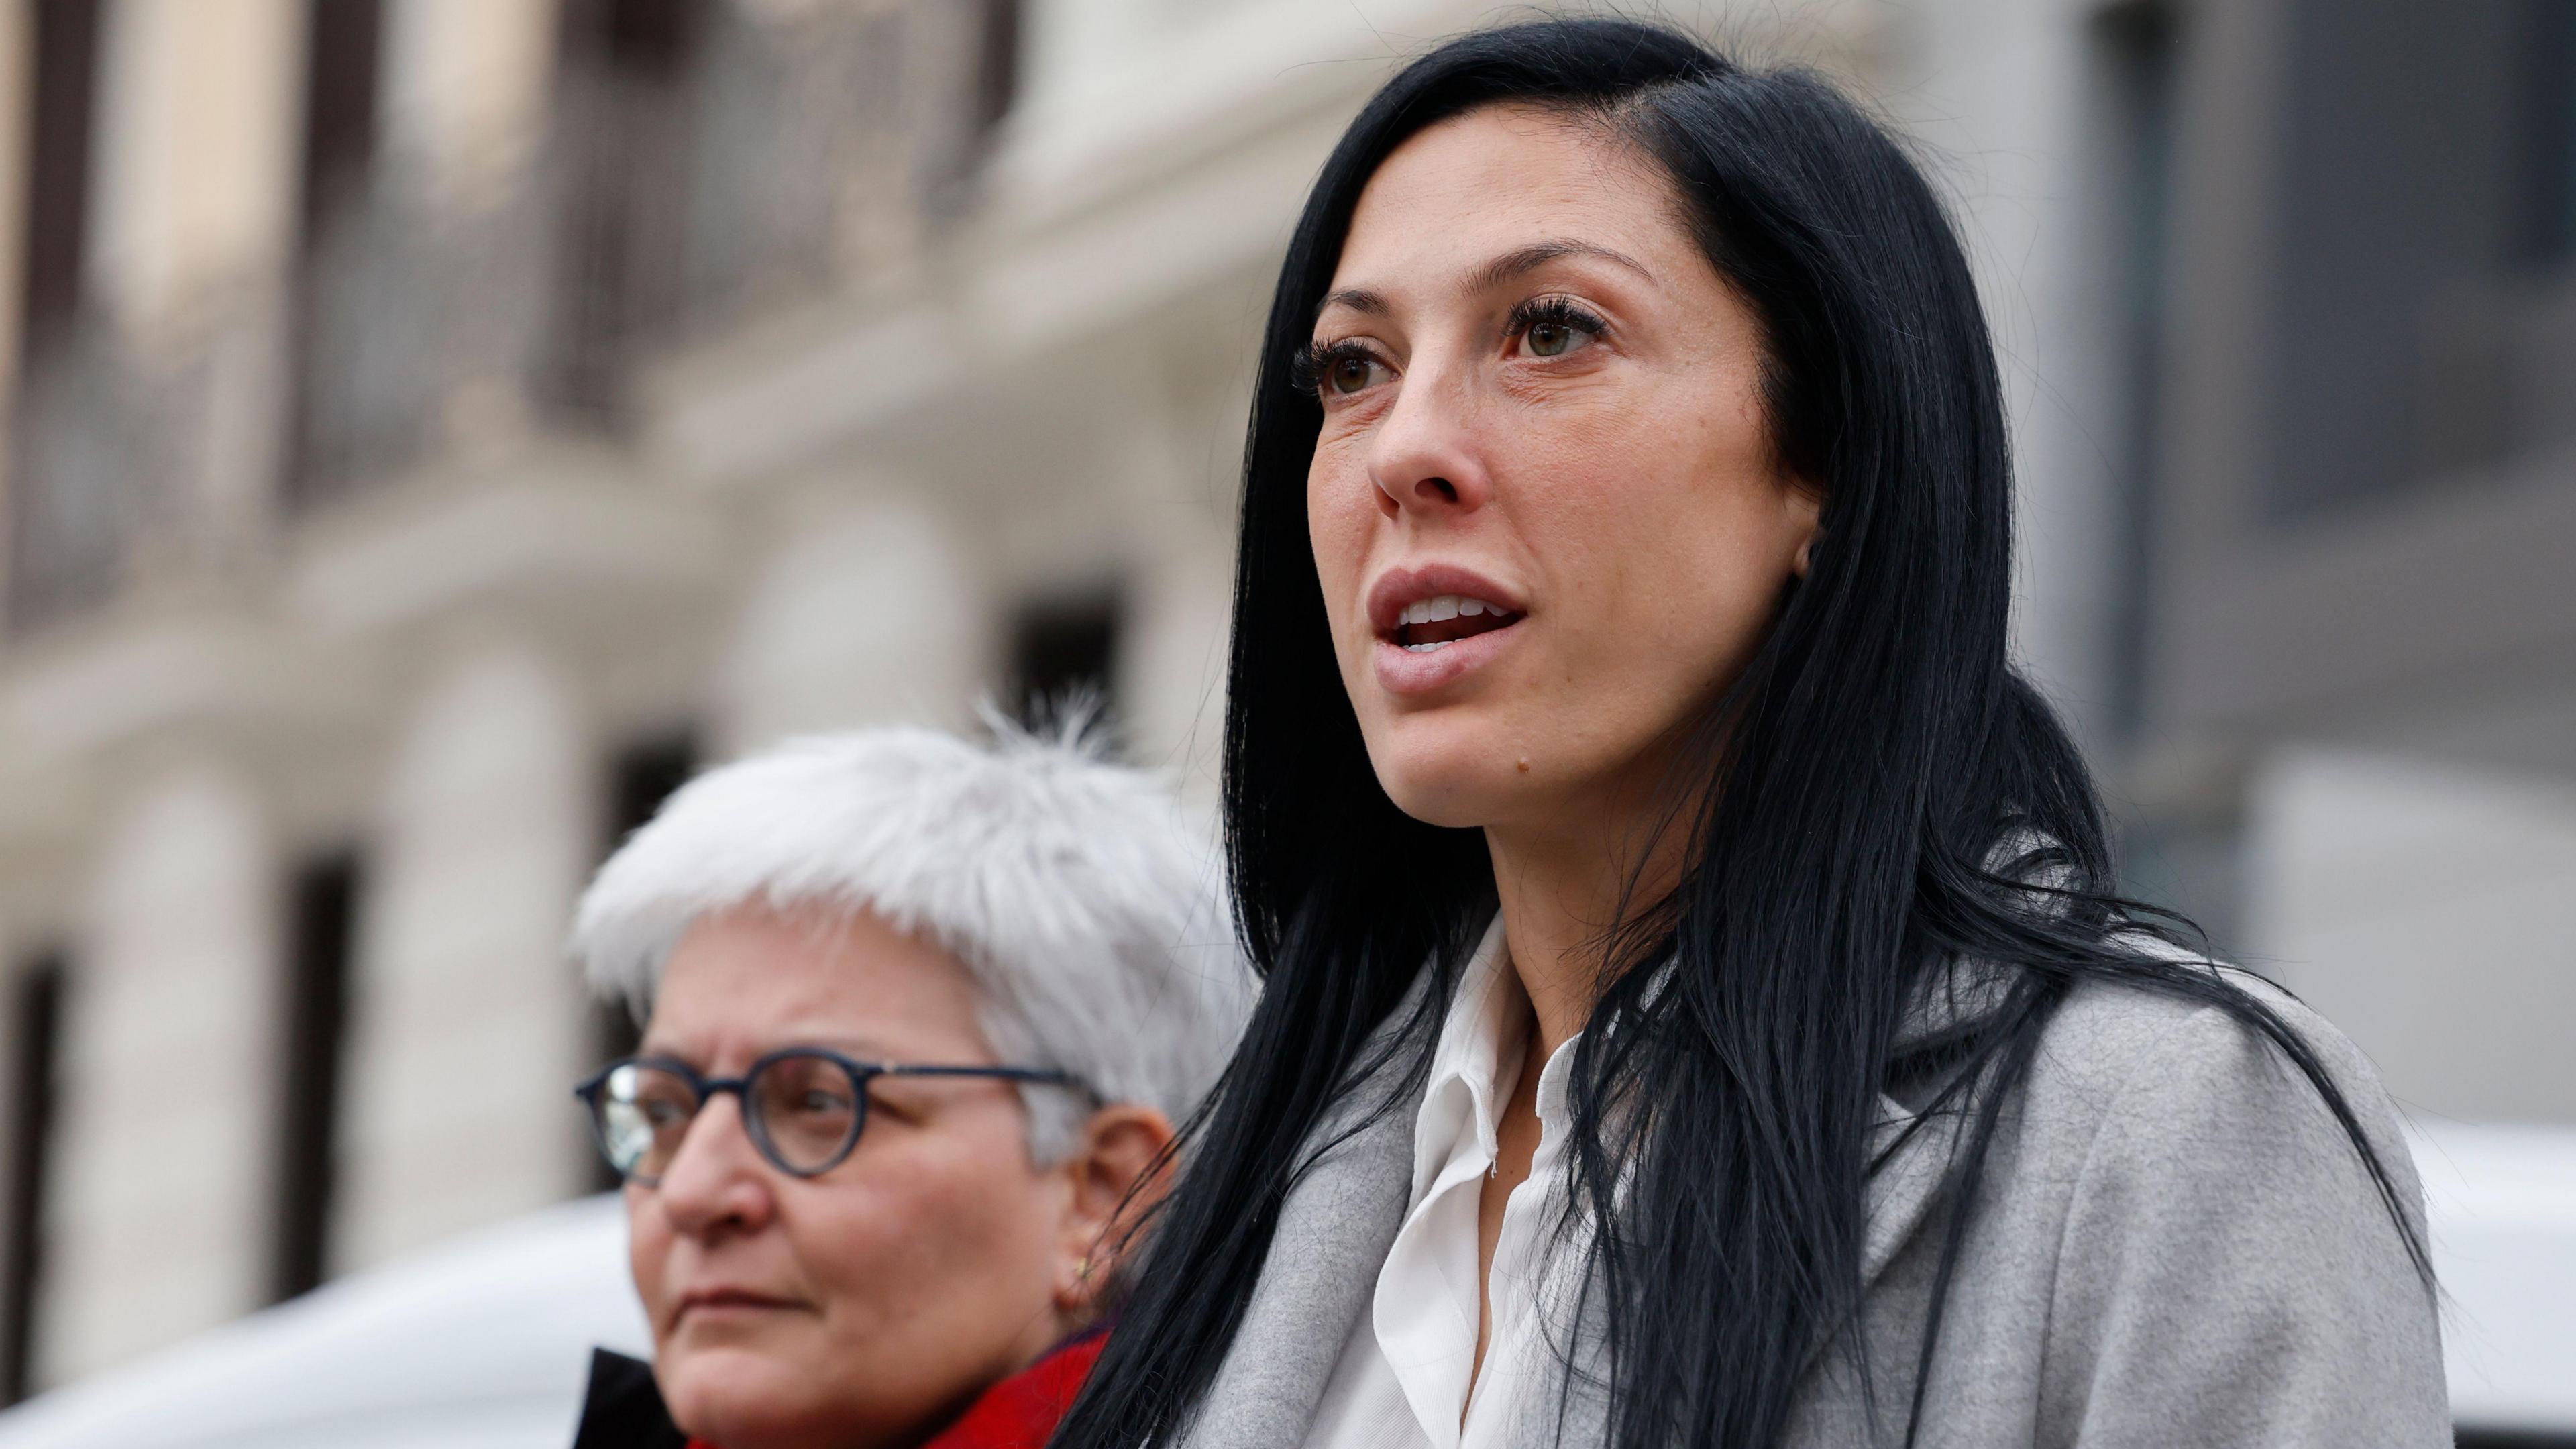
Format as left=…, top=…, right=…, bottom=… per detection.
left=1058, top=17, right=2446, bottom=1449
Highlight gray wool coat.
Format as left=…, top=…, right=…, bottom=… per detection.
left=1173, top=969, right=2450, bottom=1448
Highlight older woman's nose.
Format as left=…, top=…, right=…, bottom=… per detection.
left=655, top=1094, right=779, bottom=1238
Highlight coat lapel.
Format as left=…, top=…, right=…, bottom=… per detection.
left=1175, top=981, right=1433, bottom=1449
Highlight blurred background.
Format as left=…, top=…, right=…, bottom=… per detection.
left=0, top=0, right=2565, bottom=1434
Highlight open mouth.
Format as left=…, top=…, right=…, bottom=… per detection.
left=1387, top=594, right=1525, bottom=652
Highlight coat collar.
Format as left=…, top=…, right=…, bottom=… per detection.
left=923, top=1327, right=1109, bottom=1449
left=1863, top=1095, right=1957, bottom=1285
left=578, top=1330, right=1109, bottom=1449
left=1173, top=973, right=1433, bottom=1449
left=568, top=1349, right=692, bottom=1449
left=1174, top=947, right=1999, bottom=1448
left=1863, top=960, right=2010, bottom=1282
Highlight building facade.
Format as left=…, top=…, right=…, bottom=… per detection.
left=0, top=0, right=2563, bottom=1402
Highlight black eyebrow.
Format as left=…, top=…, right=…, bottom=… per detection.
left=1467, top=239, right=1654, bottom=294
left=1316, top=286, right=1393, bottom=319
left=1313, top=240, right=1654, bottom=327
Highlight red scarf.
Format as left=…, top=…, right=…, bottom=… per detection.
left=684, top=1330, right=1107, bottom=1449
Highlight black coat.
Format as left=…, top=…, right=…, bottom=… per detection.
left=570, top=1348, right=689, bottom=1449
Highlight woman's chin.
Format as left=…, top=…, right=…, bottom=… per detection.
left=1371, top=751, right=1542, bottom=832
left=661, top=1349, right=847, bottom=1448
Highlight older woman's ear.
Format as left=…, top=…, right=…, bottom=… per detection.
left=1053, top=1104, right=1178, bottom=1313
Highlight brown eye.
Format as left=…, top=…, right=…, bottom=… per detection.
left=1330, top=354, right=1377, bottom=394
left=1509, top=299, right=1603, bottom=360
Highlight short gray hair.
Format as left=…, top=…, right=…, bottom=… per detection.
left=571, top=719, right=1252, bottom=1162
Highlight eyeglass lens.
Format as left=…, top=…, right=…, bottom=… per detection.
left=590, top=1054, right=865, bottom=1182
left=750, top=1053, right=864, bottom=1171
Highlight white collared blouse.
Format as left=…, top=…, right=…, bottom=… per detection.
left=1305, top=917, right=1593, bottom=1449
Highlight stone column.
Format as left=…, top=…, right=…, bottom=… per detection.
left=334, top=637, right=594, bottom=1271
left=379, top=0, right=559, bottom=206
left=42, top=761, right=275, bottom=1384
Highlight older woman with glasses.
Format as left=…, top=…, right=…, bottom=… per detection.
left=565, top=722, right=1249, bottom=1449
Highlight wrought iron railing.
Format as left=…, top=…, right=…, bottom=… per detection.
left=2, top=0, right=1007, bottom=631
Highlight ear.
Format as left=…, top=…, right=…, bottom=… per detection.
left=1786, top=483, right=1824, bottom=580
left=1050, top=1104, right=1177, bottom=1316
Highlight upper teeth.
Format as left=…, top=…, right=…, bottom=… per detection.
left=1399, top=594, right=1500, bottom=626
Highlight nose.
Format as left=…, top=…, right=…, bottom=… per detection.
left=653, top=1093, right=777, bottom=1239
left=1366, top=360, right=1493, bottom=520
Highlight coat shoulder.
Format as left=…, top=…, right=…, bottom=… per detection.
left=2015, top=965, right=2411, bottom=1175
left=1835, top=967, right=2451, bottom=1448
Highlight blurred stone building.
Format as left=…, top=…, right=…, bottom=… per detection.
left=1888, top=0, right=2576, bottom=1140
left=0, top=0, right=2565, bottom=1406
left=0, top=0, right=1255, bottom=1393
left=2106, top=0, right=2576, bottom=1139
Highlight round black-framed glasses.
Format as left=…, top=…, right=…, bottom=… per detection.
left=574, top=1047, right=1087, bottom=1186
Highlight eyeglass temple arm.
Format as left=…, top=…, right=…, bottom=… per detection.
left=873, top=1063, right=1087, bottom=1089
left=573, top=1059, right=1092, bottom=1097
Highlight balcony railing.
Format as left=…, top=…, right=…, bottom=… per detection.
left=543, top=0, right=944, bottom=423
left=3, top=310, right=253, bottom=635
left=2, top=0, right=1009, bottom=632
left=284, top=174, right=551, bottom=510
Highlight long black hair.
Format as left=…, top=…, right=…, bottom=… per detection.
left=1056, top=17, right=2427, bottom=1449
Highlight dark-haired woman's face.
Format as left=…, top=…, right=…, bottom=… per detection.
left=1307, top=105, right=1818, bottom=837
